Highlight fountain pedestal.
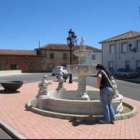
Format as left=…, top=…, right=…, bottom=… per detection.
left=77, top=75, right=88, bottom=100
left=67, top=64, right=97, bottom=100
left=67, top=37, right=97, bottom=100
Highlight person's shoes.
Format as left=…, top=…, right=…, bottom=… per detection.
left=110, top=120, right=115, bottom=124
left=98, top=120, right=108, bottom=124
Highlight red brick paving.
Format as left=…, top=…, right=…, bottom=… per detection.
left=0, top=80, right=140, bottom=139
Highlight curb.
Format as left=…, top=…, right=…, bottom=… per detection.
left=0, top=119, right=27, bottom=139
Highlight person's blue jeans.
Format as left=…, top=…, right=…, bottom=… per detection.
left=100, top=87, right=116, bottom=122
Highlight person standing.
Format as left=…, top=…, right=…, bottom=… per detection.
left=96, top=64, right=116, bottom=124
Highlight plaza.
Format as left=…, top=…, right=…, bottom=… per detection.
left=0, top=0, right=140, bottom=139
left=0, top=78, right=140, bottom=139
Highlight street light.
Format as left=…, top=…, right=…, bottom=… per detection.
left=67, top=29, right=77, bottom=83
left=129, top=43, right=136, bottom=52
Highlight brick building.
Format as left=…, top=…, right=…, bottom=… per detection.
left=0, top=49, right=42, bottom=72
left=0, top=44, right=101, bottom=72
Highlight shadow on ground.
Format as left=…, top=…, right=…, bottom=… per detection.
left=0, top=90, right=20, bottom=94
left=69, top=119, right=98, bottom=127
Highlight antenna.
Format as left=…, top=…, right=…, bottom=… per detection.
left=39, top=40, right=40, bottom=48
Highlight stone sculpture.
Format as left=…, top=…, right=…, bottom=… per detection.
left=56, top=72, right=66, bottom=91
left=36, top=75, right=51, bottom=98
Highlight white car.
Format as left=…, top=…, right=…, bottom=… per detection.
left=52, top=66, right=69, bottom=76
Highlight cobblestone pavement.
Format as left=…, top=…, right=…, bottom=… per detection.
left=0, top=80, right=140, bottom=139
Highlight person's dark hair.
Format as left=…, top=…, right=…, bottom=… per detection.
left=96, top=64, right=105, bottom=70
left=96, top=64, right=111, bottom=77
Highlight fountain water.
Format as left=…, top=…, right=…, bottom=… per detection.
left=26, top=37, right=125, bottom=120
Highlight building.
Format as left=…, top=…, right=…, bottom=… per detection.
left=100, top=31, right=140, bottom=74
left=0, top=49, right=42, bottom=72
left=35, top=44, right=102, bottom=72
left=86, top=51, right=102, bottom=66
left=0, top=44, right=101, bottom=72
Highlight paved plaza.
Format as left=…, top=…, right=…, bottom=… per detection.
left=0, top=80, right=140, bottom=139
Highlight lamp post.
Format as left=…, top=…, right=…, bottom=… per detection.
left=129, top=43, right=136, bottom=52
left=67, top=29, right=77, bottom=83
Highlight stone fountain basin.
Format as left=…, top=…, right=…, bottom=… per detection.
left=0, top=81, right=24, bottom=92
left=36, top=90, right=123, bottom=115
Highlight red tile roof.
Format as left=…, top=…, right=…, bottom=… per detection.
left=100, top=31, right=140, bottom=43
left=0, top=49, right=36, bottom=56
left=35, top=44, right=101, bottom=52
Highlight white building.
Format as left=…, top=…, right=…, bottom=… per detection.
left=100, top=31, right=140, bottom=74
left=86, top=51, right=102, bottom=66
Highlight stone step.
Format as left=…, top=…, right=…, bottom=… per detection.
left=0, top=70, right=22, bottom=76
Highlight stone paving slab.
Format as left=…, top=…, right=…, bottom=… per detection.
left=0, top=80, right=140, bottom=139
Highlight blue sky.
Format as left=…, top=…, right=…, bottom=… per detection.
left=0, top=0, right=140, bottom=50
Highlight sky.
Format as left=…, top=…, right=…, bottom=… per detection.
left=0, top=0, right=140, bottom=50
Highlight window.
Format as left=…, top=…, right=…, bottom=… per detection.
left=109, top=61, right=113, bottom=68
left=10, top=64, right=17, bottom=70
left=50, top=53, right=54, bottom=59
left=29, top=64, right=34, bottom=72
left=137, top=40, right=140, bottom=52
left=63, top=53, right=67, bottom=59
left=121, top=42, right=128, bottom=53
left=92, top=54, right=96, bottom=60
left=73, top=54, right=77, bottom=60
left=136, top=60, right=140, bottom=72
left=109, top=44, right=115, bottom=54
left=137, top=61, right=140, bottom=67
left=30, top=58, right=34, bottom=64
left=108, top=61, right=113, bottom=73
left=2, top=58, right=7, bottom=64
left=48, top=64, right=54, bottom=69
left=29, top=58, right=34, bottom=71
left=42, top=50, right=45, bottom=56
left=125, top=60, right=130, bottom=70
left=44, top=51, right=47, bottom=58
left=36, top=50, right=42, bottom=55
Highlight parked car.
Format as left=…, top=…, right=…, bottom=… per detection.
left=115, top=68, right=138, bottom=79
left=52, top=66, right=69, bottom=81
left=52, top=66, right=69, bottom=76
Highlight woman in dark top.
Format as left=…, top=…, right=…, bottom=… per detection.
left=96, top=64, right=116, bottom=124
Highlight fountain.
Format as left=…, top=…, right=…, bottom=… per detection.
left=26, top=37, right=135, bottom=120
left=67, top=37, right=96, bottom=100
